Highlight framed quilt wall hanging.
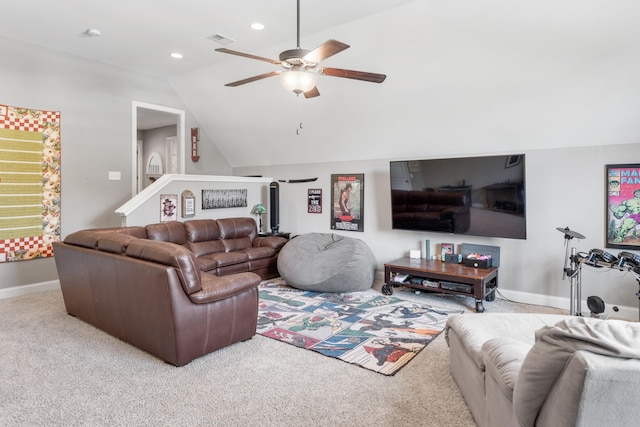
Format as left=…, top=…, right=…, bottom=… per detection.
left=0, top=104, right=61, bottom=262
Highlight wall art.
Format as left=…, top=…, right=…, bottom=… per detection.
left=330, top=174, right=364, bottom=232
left=160, top=194, right=178, bottom=222
left=181, top=190, right=196, bottom=217
left=0, top=104, right=61, bottom=262
left=202, top=189, right=247, bottom=209
left=308, top=188, right=322, bottom=214
left=606, top=164, right=640, bottom=249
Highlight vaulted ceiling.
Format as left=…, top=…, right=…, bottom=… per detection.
left=4, top=1, right=640, bottom=168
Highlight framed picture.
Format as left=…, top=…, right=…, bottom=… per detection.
left=201, top=189, right=247, bottom=209
left=441, top=243, right=454, bottom=261
left=181, top=190, right=196, bottom=217
left=606, top=164, right=640, bottom=249
left=160, top=194, right=178, bottom=222
left=330, top=174, right=364, bottom=232
left=308, top=189, right=322, bottom=214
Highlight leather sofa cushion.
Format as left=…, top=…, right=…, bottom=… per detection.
left=253, top=236, right=288, bottom=250
left=64, top=226, right=146, bottom=248
left=97, top=234, right=139, bottom=254
left=189, top=272, right=260, bottom=304
left=243, top=246, right=275, bottom=260
left=146, top=221, right=187, bottom=245
left=217, top=217, right=256, bottom=240
left=223, top=237, right=252, bottom=252
left=199, top=251, right=249, bottom=268
left=64, top=230, right=101, bottom=249
left=125, top=239, right=201, bottom=295
left=187, top=240, right=226, bottom=258
left=184, top=219, right=226, bottom=257
left=184, top=219, right=221, bottom=241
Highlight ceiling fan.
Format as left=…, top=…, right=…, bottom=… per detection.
left=215, top=0, right=386, bottom=98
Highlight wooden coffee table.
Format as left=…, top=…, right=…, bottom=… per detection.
left=383, top=257, right=498, bottom=312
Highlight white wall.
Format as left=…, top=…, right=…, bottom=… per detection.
left=0, top=37, right=232, bottom=290
left=117, top=175, right=271, bottom=227
left=235, top=142, right=640, bottom=318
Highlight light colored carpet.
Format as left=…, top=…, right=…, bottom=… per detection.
left=0, top=280, right=566, bottom=426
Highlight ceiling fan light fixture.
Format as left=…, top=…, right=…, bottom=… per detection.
left=279, top=68, right=317, bottom=94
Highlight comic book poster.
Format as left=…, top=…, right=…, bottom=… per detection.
left=331, top=174, right=364, bottom=232
left=606, top=164, right=640, bottom=249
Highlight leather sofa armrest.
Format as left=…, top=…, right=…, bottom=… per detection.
left=189, top=272, right=260, bottom=304
left=253, top=236, right=287, bottom=250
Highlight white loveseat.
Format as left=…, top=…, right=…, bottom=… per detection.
left=445, top=313, right=640, bottom=427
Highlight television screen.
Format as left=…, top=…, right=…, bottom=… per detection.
left=390, top=154, right=526, bottom=239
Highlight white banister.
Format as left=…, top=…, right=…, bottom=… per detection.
left=115, top=174, right=273, bottom=225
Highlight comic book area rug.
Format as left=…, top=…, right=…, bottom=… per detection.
left=257, top=280, right=464, bottom=376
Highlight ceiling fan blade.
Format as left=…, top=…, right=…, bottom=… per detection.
left=303, top=86, right=320, bottom=98
left=224, top=71, right=281, bottom=87
left=304, top=40, right=350, bottom=63
left=215, top=48, right=281, bottom=65
left=319, top=67, right=386, bottom=83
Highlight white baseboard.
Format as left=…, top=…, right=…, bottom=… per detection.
left=375, top=270, right=639, bottom=321
left=0, top=280, right=60, bottom=300
left=496, top=288, right=639, bottom=322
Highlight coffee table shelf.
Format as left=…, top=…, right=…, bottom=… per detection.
left=383, top=257, right=498, bottom=312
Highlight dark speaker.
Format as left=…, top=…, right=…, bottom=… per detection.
left=444, top=253, right=462, bottom=264
left=269, top=182, right=280, bottom=234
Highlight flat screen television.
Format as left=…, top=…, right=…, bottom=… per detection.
left=390, top=154, right=526, bottom=239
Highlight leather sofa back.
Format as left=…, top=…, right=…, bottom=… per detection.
left=125, top=239, right=202, bottom=295
left=97, top=233, right=139, bottom=254
left=146, top=221, right=188, bottom=245
left=217, top=218, right=257, bottom=252
left=62, top=228, right=202, bottom=295
left=184, top=219, right=226, bottom=257
left=63, top=226, right=146, bottom=248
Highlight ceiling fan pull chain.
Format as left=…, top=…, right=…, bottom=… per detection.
left=296, top=0, right=301, bottom=49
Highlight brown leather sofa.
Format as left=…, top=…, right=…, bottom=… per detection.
left=391, top=189, right=471, bottom=233
left=146, top=217, right=286, bottom=279
left=53, top=217, right=287, bottom=366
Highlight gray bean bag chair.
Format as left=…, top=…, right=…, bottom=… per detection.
left=277, top=233, right=376, bottom=292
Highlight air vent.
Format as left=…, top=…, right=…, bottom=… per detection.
left=207, top=33, right=235, bottom=45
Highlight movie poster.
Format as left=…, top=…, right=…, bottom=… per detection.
left=308, top=189, right=322, bottom=214
left=331, top=174, right=364, bottom=232
left=606, top=164, right=640, bottom=249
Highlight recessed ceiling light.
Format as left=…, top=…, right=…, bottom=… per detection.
left=86, top=28, right=101, bottom=37
left=251, top=22, right=265, bottom=30
left=171, top=53, right=183, bottom=59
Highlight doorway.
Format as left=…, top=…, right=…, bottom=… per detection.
left=131, top=101, right=186, bottom=195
